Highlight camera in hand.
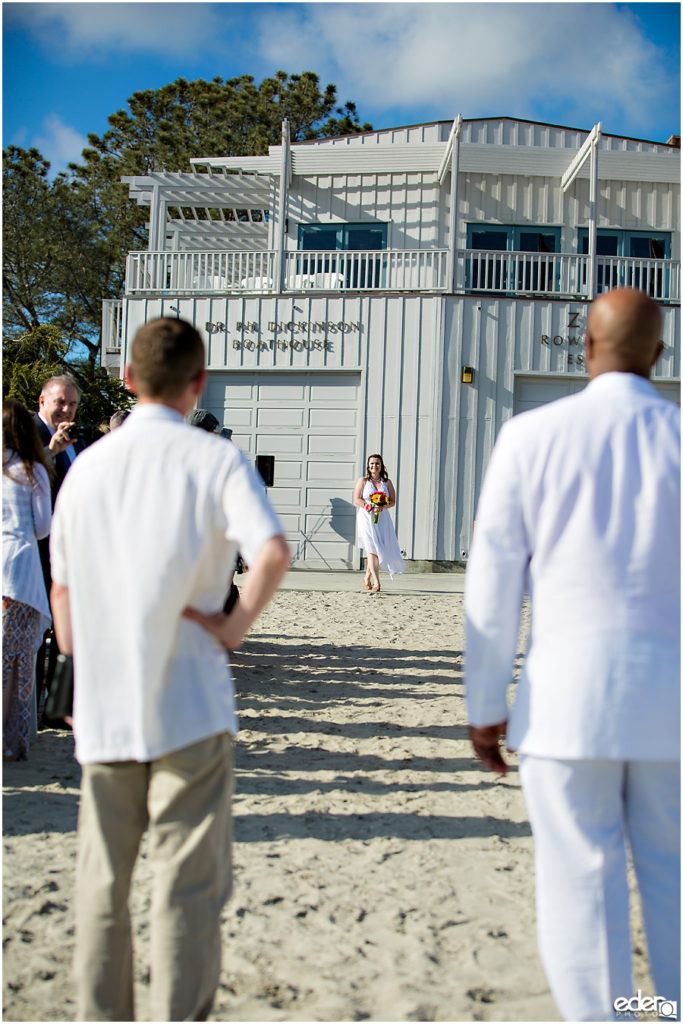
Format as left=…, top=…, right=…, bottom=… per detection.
left=67, top=424, right=97, bottom=444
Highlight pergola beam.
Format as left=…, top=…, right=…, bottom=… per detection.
left=561, top=122, right=602, bottom=192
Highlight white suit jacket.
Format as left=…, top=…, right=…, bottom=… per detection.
left=465, top=372, right=680, bottom=760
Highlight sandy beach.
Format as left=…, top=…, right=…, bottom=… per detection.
left=3, top=582, right=653, bottom=1022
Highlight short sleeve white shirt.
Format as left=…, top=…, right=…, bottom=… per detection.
left=50, top=404, right=284, bottom=765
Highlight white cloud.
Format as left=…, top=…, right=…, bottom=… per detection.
left=254, top=3, right=678, bottom=136
left=5, top=2, right=227, bottom=60
left=33, top=114, right=88, bottom=174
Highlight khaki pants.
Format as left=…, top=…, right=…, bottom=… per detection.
left=75, top=733, right=234, bottom=1022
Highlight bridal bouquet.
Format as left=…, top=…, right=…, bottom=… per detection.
left=366, top=490, right=388, bottom=524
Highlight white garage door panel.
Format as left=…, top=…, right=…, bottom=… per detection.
left=309, top=408, right=357, bottom=428
left=259, top=384, right=307, bottom=401
left=514, top=375, right=679, bottom=417
left=275, top=462, right=303, bottom=482
left=257, top=408, right=305, bottom=428
left=306, top=486, right=354, bottom=504
left=222, top=383, right=254, bottom=401
left=223, top=408, right=253, bottom=427
left=230, top=433, right=253, bottom=454
left=301, top=539, right=354, bottom=560
left=276, top=514, right=302, bottom=532
left=310, top=381, right=358, bottom=401
left=275, top=488, right=303, bottom=506
left=514, top=376, right=587, bottom=414
left=306, top=460, right=356, bottom=482
left=201, top=371, right=361, bottom=568
left=308, top=435, right=356, bottom=455
left=305, top=507, right=355, bottom=532
left=257, top=434, right=303, bottom=454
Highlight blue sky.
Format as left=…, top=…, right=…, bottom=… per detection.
left=3, top=2, right=680, bottom=175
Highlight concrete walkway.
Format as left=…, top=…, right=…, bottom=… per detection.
left=272, top=567, right=466, bottom=595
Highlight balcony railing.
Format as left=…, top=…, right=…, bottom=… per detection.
left=124, top=249, right=680, bottom=303
left=284, top=249, right=449, bottom=291
left=126, top=250, right=277, bottom=293
left=101, top=298, right=124, bottom=370
left=459, top=250, right=680, bottom=303
left=125, top=248, right=450, bottom=294
left=459, top=250, right=588, bottom=297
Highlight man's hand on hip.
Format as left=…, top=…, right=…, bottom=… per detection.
left=183, top=534, right=290, bottom=650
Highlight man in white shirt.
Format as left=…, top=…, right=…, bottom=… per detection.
left=465, top=288, right=680, bottom=1021
left=50, top=317, right=290, bottom=1021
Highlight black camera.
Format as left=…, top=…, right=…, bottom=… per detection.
left=67, top=424, right=96, bottom=443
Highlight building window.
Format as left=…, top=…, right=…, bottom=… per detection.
left=578, top=229, right=671, bottom=295
left=468, top=225, right=560, bottom=253
left=298, top=223, right=387, bottom=251
left=467, top=224, right=561, bottom=292
left=578, top=229, right=670, bottom=259
left=298, top=223, right=387, bottom=287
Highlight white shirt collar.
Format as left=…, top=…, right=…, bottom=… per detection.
left=127, top=404, right=186, bottom=425
left=586, top=372, right=659, bottom=396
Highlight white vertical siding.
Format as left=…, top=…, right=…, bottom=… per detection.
left=290, top=171, right=443, bottom=248
left=442, top=297, right=680, bottom=560
left=121, top=292, right=679, bottom=567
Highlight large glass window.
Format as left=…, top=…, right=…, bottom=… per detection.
left=298, top=223, right=387, bottom=288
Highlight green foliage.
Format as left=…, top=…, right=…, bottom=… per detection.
left=2, top=325, right=69, bottom=410
left=65, top=364, right=135, bottom=429
left=3, top=70, right=371, bottom=408
left=3, top=146, right=137, bottom=370
left=80, top=72, right=372, bottom=173
left=2, top=323, right=134, bottom=425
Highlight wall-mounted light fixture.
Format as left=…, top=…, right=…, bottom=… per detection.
left=461, top=365, right=475, bottom=384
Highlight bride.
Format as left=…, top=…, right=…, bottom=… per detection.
left=353, top=454, right=406, bottom=593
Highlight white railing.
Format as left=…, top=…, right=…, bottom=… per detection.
left=459, top=249, right=588, bottom=298
left=458, top=250, right=680, bottom=303
left=595, top=256, right=680, bottom=303
left=125, top=248, right=449, bottom=294
left=284, top=249, right=450, bottom=291
left=126, top=250, right=277, bottom=293
left=101, top=299, right=124, bottom=368
left=124, top=249, right=680, bottom=302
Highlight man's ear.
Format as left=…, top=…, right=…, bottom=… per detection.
left=124, top=365, right=137, bottom=393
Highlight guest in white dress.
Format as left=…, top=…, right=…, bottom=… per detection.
left=353, top=454, right=405, bottom=592
left=2, top=399, right=53, bottom=760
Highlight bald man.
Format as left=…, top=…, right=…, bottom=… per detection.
left=465, top=288, right=680, bottom=1021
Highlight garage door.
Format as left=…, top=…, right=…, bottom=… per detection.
left=202, top=372, right=361, bottom=568
left=514, top=376, right=587, bottom=414
left=514, top=375, right=680, bottom=414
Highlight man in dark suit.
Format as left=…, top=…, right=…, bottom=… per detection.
left=34, top=375, right=85, bottom=724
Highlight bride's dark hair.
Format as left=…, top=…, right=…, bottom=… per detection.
left=365, top=453, right=388, bottom=482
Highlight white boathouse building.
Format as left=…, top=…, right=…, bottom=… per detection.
left=102, top=116, right=681, bottom=569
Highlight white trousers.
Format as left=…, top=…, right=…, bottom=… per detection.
left=520, top=756, right=680, bottom=1022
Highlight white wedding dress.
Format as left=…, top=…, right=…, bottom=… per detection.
left=356, top=479, right=406, bottom=579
